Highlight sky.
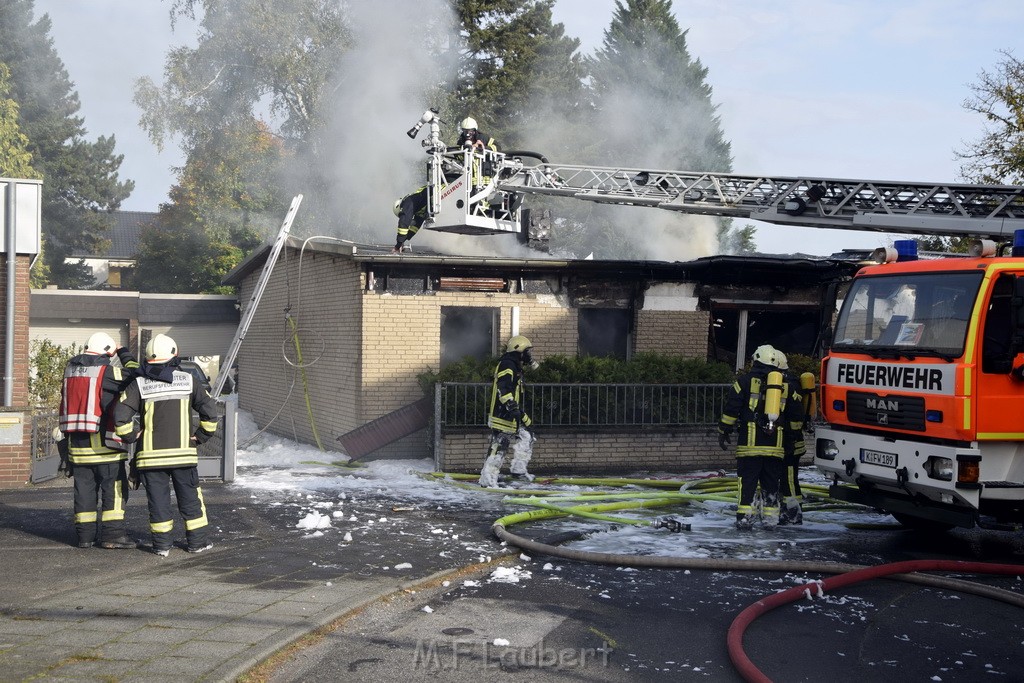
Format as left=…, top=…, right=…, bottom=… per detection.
left=30, top=0, right=1024, bottom=257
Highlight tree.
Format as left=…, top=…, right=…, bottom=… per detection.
left=0, top=61, right=50, bottom=287
left=448, top=0, right=587, bottom=151
left=0, top=0, right=134, bottom=289
left=0, top=62, right=36, bottom=178
left=958, top=50, right=1024, bottom=185
left=550, top=0, right=741, bottom=259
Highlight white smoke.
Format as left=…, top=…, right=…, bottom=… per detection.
left=316, top=0, right=460, bottom=244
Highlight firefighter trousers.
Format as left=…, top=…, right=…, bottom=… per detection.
left=736, top=456, right=783, bottom=520
left=73, top=461, right=129, bottom=545
left=141, top=467, right=209, bottom=551
left=779, top=452, right=803, bottom=499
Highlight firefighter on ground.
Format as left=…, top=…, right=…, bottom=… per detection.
left=59, top=332, right=140, bottom=549
left=392, top=187, right=428, bottom=253
left=113, top=334, right=219, bottom=556
left=718, top=344, right=804, bottom=529
left=776, top=351, right=811, bottom=525
left=480, top=335, right=537, bottom=488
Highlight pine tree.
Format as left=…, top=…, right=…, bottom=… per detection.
left=558, top=0, right=742, bottom=259
left=448, top=0, right=587, bottom=152
left=0, top=0, right=134, bottom=289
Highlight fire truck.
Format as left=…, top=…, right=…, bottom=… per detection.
left=406, top=110, right=1024, bottom=529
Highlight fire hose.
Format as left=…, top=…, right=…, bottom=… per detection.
left=475, top=476, right=1024, bottom=682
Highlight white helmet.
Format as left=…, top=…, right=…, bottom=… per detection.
left=85, top=332, right=117, bottom=356
left=776, top=351, right=789, bottom=370
left=460, top=117, right=478, bottom=131
left=393, top=199, right=402, bottom=217
left=145, top=334, right=177, bottom=364
left=752, top=344, right=780, bottom=368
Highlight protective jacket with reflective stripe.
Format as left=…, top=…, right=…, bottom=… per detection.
left=487, top=352, right=532, bottom=434
left=719, top=363, right=804, bottom=458
left=60, top=350, right=139, bottom=464
left=114, top=365, right=219, bottom=469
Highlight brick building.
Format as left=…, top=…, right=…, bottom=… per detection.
left=225, top=238, right=855, bottom=473
left=0, top=179, right=42, bottom=487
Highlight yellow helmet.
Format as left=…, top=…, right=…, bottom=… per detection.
left=85, top=332, right=117, bottom=356
left=506, top=335, right=532, bottom=353
left=145, top=334, right=178, bottom=364
left=460, top=117, right=478, bottom=131
left=752, top=344, right=780, bottom=367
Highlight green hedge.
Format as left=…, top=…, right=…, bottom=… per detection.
left=418, top=352, right=736, bottom=393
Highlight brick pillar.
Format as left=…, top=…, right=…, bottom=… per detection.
left=0, top=255, right=33, bottom=487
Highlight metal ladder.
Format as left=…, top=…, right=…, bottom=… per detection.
left=211, top=194, right=303, bottom=398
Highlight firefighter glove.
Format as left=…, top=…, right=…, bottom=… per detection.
left=718, top=429, right=732, bottom=451
left=128, top=459, right=141, bottom=490
left=505, top=400, right=524, bottom=421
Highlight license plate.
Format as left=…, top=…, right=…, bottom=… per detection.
left=861, top=449, right=897, bottom=468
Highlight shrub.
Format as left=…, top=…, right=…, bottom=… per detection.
left=29, top=339, right=79, bottom=410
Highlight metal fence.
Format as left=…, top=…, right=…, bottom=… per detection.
left=30, top=410, right=61, bottom=483
left=438, top=382, right=732, bottom=428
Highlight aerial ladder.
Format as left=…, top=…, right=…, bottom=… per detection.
left=405, top=109, right=1024, bottom=249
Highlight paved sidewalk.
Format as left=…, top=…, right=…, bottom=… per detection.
left=0, top=481, right=504, bottom=682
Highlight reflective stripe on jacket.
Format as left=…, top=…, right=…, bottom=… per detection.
left=114, top=369, right=219, bottom=469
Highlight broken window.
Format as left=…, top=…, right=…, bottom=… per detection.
left=578, top=308, right=631, bottom=359
left=440, top=307, right=497, bottom=367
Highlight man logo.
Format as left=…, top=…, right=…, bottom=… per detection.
left=866, top=398, right=899, bottom=411
left=877, top=413, right=889, bottom=425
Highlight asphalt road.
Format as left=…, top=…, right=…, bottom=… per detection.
left=259, top=489, right=1024, bottom=683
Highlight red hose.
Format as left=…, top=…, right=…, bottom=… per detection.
left=727, top=559, right=1024, bottom=683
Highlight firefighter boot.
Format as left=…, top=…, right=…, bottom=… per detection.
left=735, top=513, right=754, bottom=530
left=780, top=497, right=803, bottom=526
left=479, top=450, right=504, bottom=489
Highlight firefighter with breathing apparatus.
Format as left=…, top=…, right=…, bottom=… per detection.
left=480, top=335, right=538, bottom=488
left=59, top=332, right=140, bottom=549
left=718, top=345, right=804, bottom=529
left=113, top=334, right=219, bottom=556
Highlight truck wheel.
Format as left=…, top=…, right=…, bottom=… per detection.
left=890, top=512, right=955, bottom=533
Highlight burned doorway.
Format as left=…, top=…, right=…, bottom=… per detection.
left=440, top=307, right=498, bottom=367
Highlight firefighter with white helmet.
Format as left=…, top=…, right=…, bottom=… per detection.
left=718, top=344, right=804, bottom=529
left=113, top=334, right=220, bottom=556
left=59, top=332, right=139, bottom=549
left=457, top=116, right=498, bottom=152
left=479, top=335, right=538, bottom=488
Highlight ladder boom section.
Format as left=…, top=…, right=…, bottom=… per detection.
left=499, top=163, right=1024, bottom=238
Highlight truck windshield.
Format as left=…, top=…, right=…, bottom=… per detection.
left=832, top=271, right=984, bottom=357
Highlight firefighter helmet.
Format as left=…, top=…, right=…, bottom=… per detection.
left=460, top=117, right=478, bottom=131
left=393, top=199, right=402, bottom=217
left=776, top=350, right=789, bottom=370
left=752, top=344, right=780, bottom=368
left=85, top=332, right=117, bottom=356
left=145, top=334, right=178, bottom=364
left=506, top=335, right=532, bottom=353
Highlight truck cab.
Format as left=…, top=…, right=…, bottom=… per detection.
left=814, top=243, right=1024, bottom=529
